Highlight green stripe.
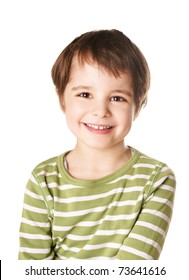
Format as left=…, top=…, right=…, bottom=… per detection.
left=18, top=147, right=176, bottom=260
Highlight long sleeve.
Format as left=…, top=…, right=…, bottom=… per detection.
left=18, top=149, right=176, bottom=260
left=18, top=172, right=54, bottom=260
left=116, top=164, right=176, bottom=260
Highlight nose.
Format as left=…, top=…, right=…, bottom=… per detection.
left=92, top=100, right=111, bottom=118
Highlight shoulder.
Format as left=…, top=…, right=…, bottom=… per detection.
left=132, top=147, right=176, bottom=195
left=131, top=147, right=176, bottom=183
left=31, top=152, right=66, bottom=177
left=133, top=147, right=173, bottom=169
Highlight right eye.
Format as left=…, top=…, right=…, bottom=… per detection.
left=77, top=92, right=91, bottom=98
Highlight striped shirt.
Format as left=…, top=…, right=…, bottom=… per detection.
left=18, top=147, right=176, bottom=260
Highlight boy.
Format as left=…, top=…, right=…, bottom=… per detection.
left=18, top=29, right=176, bottom=260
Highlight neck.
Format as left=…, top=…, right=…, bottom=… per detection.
left=66, top=141, right=131, bottom=179
left=76, top=141, right=127, bottom=161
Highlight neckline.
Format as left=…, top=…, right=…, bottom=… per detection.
left=58, top=146, right=141, bottom=187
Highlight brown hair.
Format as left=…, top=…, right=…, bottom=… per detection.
left=51, top=29, right=150, bottom=111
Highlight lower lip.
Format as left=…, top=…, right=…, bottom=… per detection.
left=84, top=124, right=113, bottom=135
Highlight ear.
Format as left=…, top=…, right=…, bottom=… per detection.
left=55, top=88, right=66, bottom=113
left=55, top=88, right=65, bottom=113
left=59, top=97, right=66, bottom=113
left=133, top=107, right=141, bottom=121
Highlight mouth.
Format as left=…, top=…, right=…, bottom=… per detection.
left=85, top=123, right=113, bottom=130
left=83, top=123, right=114, bottom=134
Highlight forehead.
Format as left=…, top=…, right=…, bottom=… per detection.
left=66, top=55, right=134, bottom=98
left=69, top=55, right=133, bottom=84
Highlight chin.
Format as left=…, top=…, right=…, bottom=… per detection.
left=83, top=140, right=118, bottom=151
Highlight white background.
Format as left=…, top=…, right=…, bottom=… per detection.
left=0, top=0, right=188, bottom=269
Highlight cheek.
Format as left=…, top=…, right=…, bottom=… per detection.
left=65, top=103, right=85, bottom=128
left=116, top=106, right=135, bottom=123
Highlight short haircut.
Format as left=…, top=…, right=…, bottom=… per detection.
left=51, top=29, right=150, bottom=111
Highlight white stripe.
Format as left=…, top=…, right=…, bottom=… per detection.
left=53, top=213, right=137, bottom=232
left=74, top=219, right=102, bottom=227
left=53, top=214, right=138, bottom=239
left=105, top=213, right=139, bottom=221
left=84, top=242, right=120, bottom=250
left=57, top=255, right=115, bottom=260
left=109, top=174, right=149, bottom=184
left=41, top=182, right=82, bottom=190
left=58, top=184, right=83, bottom=190
left=53, top=220, right=103, bottom=232
left=129, top=233, right=161, bottom=253
left=25, top=188, right=52, bottom=203
left=120, top=245, right=153, bottom=259
left=21, top=217, right=50, bottom=228
left=136, top=221, right=166, bottom=238
left=19, top=232, right=51, bottom=240
left=43, top=255, right=54, bottom=260
left=140, top=155, right=149, bottom=159
left=47, top=195, right=53, bottom=201
left=96, top=229, right=130, bottom=236
left=60, top=244, right=80, bottom=253
left=38, top=162, right=57, bottom=168
left=66, top=234, right=92, bottom=241
left=30, top=174, right=38, bottom=185
left=133, top=163, right=156, bottom=169
left=154, top=175, right=170, bottom=188
left=160, top=184, right=175, bottom=192
left=65, top=229, right=130, bottom=241
left=24, top=203, right=48, bottom=214
left=53, top=225, right=74, bottom=231
left=142, top=209, right=170, bottom=223
left=71, top=256, right=116, bottom=260
left=151, top=196, right=173, bottom=209
left=25, top=188, right=43, bottom=200
left=56, top=253, right=68, bottom=260
left=37, top=170, right=62, bottom=177
left=161, top=165, right=169, bottom=172
left=54, top=199, right=142, bottom=218
left=54, top=187, right=143, bottom=204
left=169, top=175, right=176, bottom=180
left=19, top=247, right=51, bottom=254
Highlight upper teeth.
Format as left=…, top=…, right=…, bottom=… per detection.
left=86, top=124, right=112, bottom=130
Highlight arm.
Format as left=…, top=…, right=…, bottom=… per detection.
left=18, top=172, right=54, bottom=260
left=117, top=164, right=176, bottom=260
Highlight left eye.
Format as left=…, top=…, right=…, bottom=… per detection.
left=111, top=96, right=126, bottom=102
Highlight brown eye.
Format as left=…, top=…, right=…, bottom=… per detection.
left=111, top=96, right=126, bottom=102
left=78, top=92, right=91, bottom=98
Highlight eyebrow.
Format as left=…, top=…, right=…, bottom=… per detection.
left=71, top=86, right=93, bottom=91
left=71, top=86, right=133, bottom=98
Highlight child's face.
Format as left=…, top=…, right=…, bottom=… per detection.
left=61, top=56, right=137, bottom=150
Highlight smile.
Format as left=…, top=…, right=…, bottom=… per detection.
left=83, top=123, right=114, bottom=135
left=85, top=123, right=113, bottom=130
